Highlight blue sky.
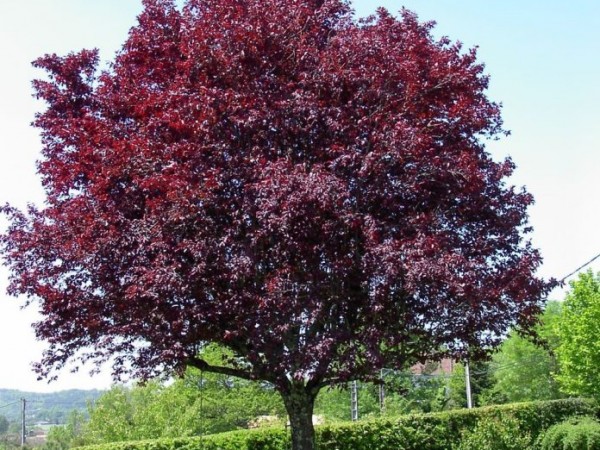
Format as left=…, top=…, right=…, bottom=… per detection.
left=0, top=1, right=598, bottom=392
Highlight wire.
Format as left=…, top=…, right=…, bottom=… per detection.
left=24, top=400, right=92, bottom=405
left=559, top=252, right=600, bottom=283
left=0, top=400, right=21, bottom=410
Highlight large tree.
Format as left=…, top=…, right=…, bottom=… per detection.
left=1, top=0, right=551, bottom=448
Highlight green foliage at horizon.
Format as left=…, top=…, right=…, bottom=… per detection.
left=0, top=389, right=102, bottom=424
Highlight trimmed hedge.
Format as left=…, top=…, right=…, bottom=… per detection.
left=77, top=398, right=598, bottom=450
left=316, top=398, right=597, bottom=450
left=451, top=416, right=533, bottom=450
left=538, top=416, right=600, bottom=450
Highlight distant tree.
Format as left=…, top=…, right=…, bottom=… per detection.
left=82, top=378, right=285, bottom=444
left=43, top=410, right=87, bottom=450
left=0, top=432, right=20, bottom=450
left=447, top=361, right=495, bottom=408
left=0, top=415, right=8, bottom=435
left=380, top=365, right=450, bottom=414
left=312, top=386, right=352, bottom=422
left=82, top=346, right=285, bottom=444
left=314, top=383, right=381, bottom=422
left=82, top=386, right=136, bottom=444
left=0, top=1, right=552, bottom=448
left=555, top=271, right=600, bottom=398
left=313, top=367, right=450, bottom=422
left=486, top=301, right=563, bottom=403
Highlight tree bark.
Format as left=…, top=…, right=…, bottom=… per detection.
left=281, top=384, right=319, bottom=450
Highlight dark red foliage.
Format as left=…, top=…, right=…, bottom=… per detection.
left=2, top=0, right=550, bottom=392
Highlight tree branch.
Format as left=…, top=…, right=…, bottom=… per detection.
left=186, top=357, right=255, bottom=381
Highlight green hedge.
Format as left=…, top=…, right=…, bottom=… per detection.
left=77, top=398, right=598, bottom=450
left=451, top=416, right=534, bottom=450
left=316, top=398, right=598, bottom=450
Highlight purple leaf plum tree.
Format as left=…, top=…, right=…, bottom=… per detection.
left=1, top=1, right=552, bottom=448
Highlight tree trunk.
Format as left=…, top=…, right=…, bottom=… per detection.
left=282, top=384, right=319, bottom=450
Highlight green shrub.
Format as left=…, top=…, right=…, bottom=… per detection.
left=315, top=398, right=596, bottom=450
left=76, top=398, right=598, bottom=450
left=538, top=416, right=600, bottom=450
left=73, top=428, right=290, bottom=450
left=452, top=416, right=531, bottom=450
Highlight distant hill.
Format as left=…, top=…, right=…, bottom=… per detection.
left=0, top=389, right=104, bottom=425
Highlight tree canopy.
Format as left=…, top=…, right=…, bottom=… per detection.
left=1, top=0, right=551, bottom=448
left=556, top=271, right=600, bottom=398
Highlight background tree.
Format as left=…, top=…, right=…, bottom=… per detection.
left=447, top=361, right=495, bottom=408
left=81, top=376, right=285, bottom=444
left=0, top=0, right=552, bottom=448
left=379, top=365, right=450, bottom=414
left=314, top=384, right=380, bottom=422
left=555, top=271, right=600, bottom=398
left=43, top=410, right=87, bottom=450
left=283, top=367, right=451, bottom=423
left=313, top=386, right=354, bottom=422
left=0, top=389, right=100, bottom=425
left=0, top=416, right=8, bottom=435
left=486, top=301, right=563, bottom=403
left=79, top=346, right=285, bottom=444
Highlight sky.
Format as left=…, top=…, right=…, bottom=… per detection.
left=0, top=1, right=598, bottom=392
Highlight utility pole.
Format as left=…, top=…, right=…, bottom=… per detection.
left=378, top=369, right=385, bottom=413
left=465, top=362, right=473, bottom=409
left=350, top=380, right=358, bottom=421
left=20, top=398, right=26, bottom=447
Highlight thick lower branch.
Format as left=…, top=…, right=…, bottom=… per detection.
left=186, top=357, right=255, bottom=381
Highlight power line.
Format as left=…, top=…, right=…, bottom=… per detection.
left=559, top=252, right=600, bottom=283
left=0, top=401, right=21, bottom=410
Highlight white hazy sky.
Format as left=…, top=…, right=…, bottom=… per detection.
left=0, top=1, right=598, bottom=392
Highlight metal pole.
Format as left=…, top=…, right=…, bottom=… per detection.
left=350, top=381, right=358, bottom=421
left=378, top=369, right=385, bottom=413
left=21, top=398, right=26, bottom=447
left=465, top=362, right=473, bottom=409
